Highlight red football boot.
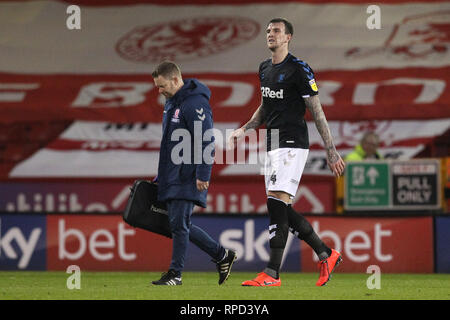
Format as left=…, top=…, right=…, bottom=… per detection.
left=242, top=272, right=281, bottom=287
left=316, top=249, right=342, bottom=286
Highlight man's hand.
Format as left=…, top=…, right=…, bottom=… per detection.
left=327, top=149, right=345, bottom=177
left=197, top=179, right=209, bottom=191
left=227, top=127, right=245, bottom=150
left=227, top=103, right=265, bottom=150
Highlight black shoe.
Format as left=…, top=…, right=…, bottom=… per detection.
left=214, top=249, right=237, bottom=285
left=151, top=270, right=182, bottom=286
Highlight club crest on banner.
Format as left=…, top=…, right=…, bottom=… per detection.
left=116, top=17, right=260, bottom=63
left=346, top=11, right=450, bottom=60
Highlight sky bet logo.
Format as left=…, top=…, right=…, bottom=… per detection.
left=0, top=215, right=46, bottom=270
left=261, top=87, right=284, bottom=99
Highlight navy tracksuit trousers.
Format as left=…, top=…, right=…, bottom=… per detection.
left=167, top=199, right=225, bottom=276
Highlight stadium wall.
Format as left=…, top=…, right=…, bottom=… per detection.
left=1, top=213, right=448, bottom=273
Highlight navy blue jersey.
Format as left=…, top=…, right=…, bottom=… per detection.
left=259, top=53, right=318, bottom=151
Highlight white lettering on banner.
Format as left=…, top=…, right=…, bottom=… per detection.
left=72, top=82, right=153, bottom=107
left=345, top=231, right=371, bottom=262
left=353, top=78, right=446, bottom=105
left=0, top=83, right=39, bottom=102
left=384, top=79, right=445, bottom=104
left=5, top=193, right=106, bottom=212
left=5, top=187, right=324, bottom=215
left=89, top=229, right=115, bottom=261
left=118, top=223, right=136, bottom=261
left=311, top=222, right=393, bottom=263
left=374, top=224, right=393, bottom=262
left=219, top=220, right=269, bottom=262
left=201, top=187, right=325, bottom=214
left=0, top=219, right=41, bottom=269
left=59, top=220, right=85, bottom=260
left=203, top=193, right=256, bottom=213
left=5, top=187, right=134, bottom=213
left=7, top=77, right=447, bottom=111
left=291, top=187, right=324, bottom=213
left=316, top=81, right=341, bottom=105
left=58, top=220, right=136, bottom=261
left=111, top=186, right=133, bottom=210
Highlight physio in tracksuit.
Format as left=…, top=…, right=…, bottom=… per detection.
left=151, top=61, right=236, bottom=286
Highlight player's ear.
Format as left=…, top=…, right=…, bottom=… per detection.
left=286, top=34, right=292, bottom=43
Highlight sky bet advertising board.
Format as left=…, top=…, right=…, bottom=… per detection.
left=0, top=214, right=437, bottom=273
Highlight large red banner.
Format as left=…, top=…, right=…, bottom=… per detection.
left=300, top=216, right=434, bottom=273
left=45, top=215, right=434, bottom=272
left=1, top=68, right=449, bottom=124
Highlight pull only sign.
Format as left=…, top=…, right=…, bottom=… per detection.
left=392, top=163, right=439, bottom=207
left=345, top=160, right=441, bottom=211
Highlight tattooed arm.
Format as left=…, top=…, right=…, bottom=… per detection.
left=227, top=102, right=265, bottom=149
left=304, top=95, right=345, bottom=177
left=243, top=102, right=266, bottom=131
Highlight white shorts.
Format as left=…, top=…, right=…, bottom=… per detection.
left=264, top=148, right=309, bottom=197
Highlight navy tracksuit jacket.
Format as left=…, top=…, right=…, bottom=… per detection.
left=157, top=78, right=215, bottom=208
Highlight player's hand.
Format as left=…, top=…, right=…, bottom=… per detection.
left=197, top=179, right=209, bottom=191
left=327, top=151, right=345, bottom=177
left=227, top=127, right=245, bottom=150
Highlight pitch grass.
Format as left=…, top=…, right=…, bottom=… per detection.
left=0, top=271, right=449, bottom=300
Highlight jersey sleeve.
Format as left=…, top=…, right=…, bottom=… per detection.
left=293, top=61, right=319, bottom=98
left=181, top=97, right=215, bottom=182
left=258, top=61, right=265, bottom=84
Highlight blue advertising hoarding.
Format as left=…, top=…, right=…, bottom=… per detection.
left=0, top=214, right=47, bottom=270
left=184, top=215, right=301, bottom=272
left=435, top=216, right=450, bottom=273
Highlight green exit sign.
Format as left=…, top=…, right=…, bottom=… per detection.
left=345, top=162, right=390, bottom=210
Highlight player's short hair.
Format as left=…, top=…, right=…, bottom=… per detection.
left=268, top=18, right=293, bottom=36
left=151, top=61, right=182, bottom=79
